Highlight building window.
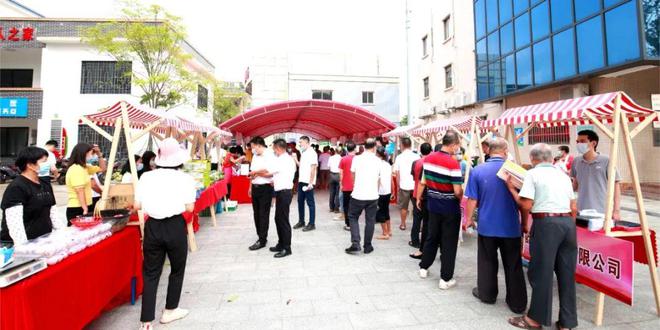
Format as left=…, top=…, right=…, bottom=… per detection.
left=577, top=16, right=604, bottom=73
left=362, top=91, right=374, bottom=104
left=0, top=69, right=33, bottom=88
left=422, top=35, right=429, bottom=57
left=654, top=127, right=660, bottom=147
left=605, top=1, right=641, bottom=65
left=423, top=77, right=430, bottom=98
left=444, top=65, right=453, bottom=89
left=0, top=127, right=29, bottom=157
left=475, top=0, right=486, bottom=39
left=551, top=0, right=573, bottom=32
left=197, top=85, right=208, bottom=110
left=443, top=15, right=452, bottom=40
left=531, top=1, right=549, bottom=42
left=528, top=126, right=570, bottom=145
left=312, top=90, right=332, bottom=100
left=533, top=39, right=552, bottom=85
left=80, top=61, right=131, bottom=94
left=553, top=28, right=576, bottom=79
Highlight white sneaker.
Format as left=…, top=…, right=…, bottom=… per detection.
left=438, top=278, right=456, bottom=290
left=419, top=268, right=428, bottom=278
left=159, top=307, right=189, bottom=324
left=139, top=322, right=152, bottom=330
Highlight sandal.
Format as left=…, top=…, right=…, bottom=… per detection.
left=399, top=224, right=406, bottom=231
left=508, top=316, right=541, bottom=329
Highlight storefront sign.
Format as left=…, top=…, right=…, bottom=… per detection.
left=0, top=26, right=35, bottom=42
left=522, top=223, right=634, bottom=305
left=0, top=98, right=29, bottom=117
left=514, top=127, right=524, bottom=146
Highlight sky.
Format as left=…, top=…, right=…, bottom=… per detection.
left=19, top=0, right=406, bottom=82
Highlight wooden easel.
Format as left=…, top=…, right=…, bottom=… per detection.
left=499, top=92, right=660, bottom=325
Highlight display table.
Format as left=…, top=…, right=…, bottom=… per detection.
left=0, top=226, right=143, bottom=330
left=229, top=175, right=252, bottom=204
left=184, top=178, right=229, bottom=232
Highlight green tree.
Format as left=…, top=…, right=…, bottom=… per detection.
left=213, top=83, right=249, bottom=125
left=400, top=115, right=409, bottom=126
left=82, top=1, right=203, bottom=109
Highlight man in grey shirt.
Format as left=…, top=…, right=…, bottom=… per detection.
left=570, top=130, right=621, bottom=219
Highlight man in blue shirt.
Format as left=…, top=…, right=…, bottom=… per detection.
left=465, top=137, right=527, bottom=314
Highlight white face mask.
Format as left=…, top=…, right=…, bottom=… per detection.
left=576, top=143, right=590, bottom=154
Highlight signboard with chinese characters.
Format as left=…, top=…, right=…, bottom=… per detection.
left=0, top=98, right=29, bottom=117
left=0, top=26, right=35, bottom=42
left=523, top=222, right=634, bottom=305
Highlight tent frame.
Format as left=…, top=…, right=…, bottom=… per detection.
left=494, top=92, right=660, bottom=326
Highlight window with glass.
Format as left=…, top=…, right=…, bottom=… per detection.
left=574, top=0, right=601, bottom=21
left=500, top=0, right=513, bottom=23
left=312, top=90, right=333, bottom=100
left=576, top=15, right=604, bottom=73
left=197, top=85, right=208, bottom=110
left=515, top=13, right=531, bottom=48
left=490, top=59, right=504, bottom=96
left=516, top=47, right=532, bottom=89
left=362, top=91, right=374, bottom=104
left=0, top=127, right=29, bottom=158
left=528, top=126, right=570, bottom=144
left=533, top=38, right=552, bottom=84
left=504, top=54, right=516, bottom=92
left=443, top=16, right=452, bottom=40
left=477, top=38, right=488, bottom=67
left=531, top=1, right=550, bottom=41
left=553, top=28, right=576, bottom=79
left=422, top=35, right=428, bottom=57
left=487, top=31, right=500, bottom=62
left=0, top=69, right=33, bottom=88
left=605, top=1, right=641, bottom=65
left=445, top=64, right=454, bottom=89
left=475, top=0, right=486, bottom=39
left=642, top=0, right=659, bottom=58
left=604, top=0, right=627, bottom=8
left=514, top=0, right=529, bottom=15
left=80, top=61, right=132, bottom=94
left=486, top=0, right=499, bottom=32
left=477, top=66, right=489, bottom=99
left=423, top=78, right=429, bottom=98
left=500, top=22, right=514, bottom=55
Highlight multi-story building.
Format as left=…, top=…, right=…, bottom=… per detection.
left=470, top=0, right=659, bottom=184
left=0, top=1, right=215, bottom=162
left=248, top=52, right=400, bottom=124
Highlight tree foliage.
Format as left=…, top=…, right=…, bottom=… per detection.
left=82, top=1, right=205, bottom=109
left=213, top=83, right=249, bottom=125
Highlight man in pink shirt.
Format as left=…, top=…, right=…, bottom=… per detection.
left=338, top=141, right=357, bottom=231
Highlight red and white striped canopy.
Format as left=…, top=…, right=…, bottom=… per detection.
left=382, top=123, right=422, bottom=138
left=176, top=116, right=232, bottom=137
left=83, top=101, right=181, bottom=130
left=412, top=115, right=482, bottom=135
left=482, top=91, right=656, bottom=128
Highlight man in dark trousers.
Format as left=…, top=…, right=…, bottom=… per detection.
left=268, top=139, right=297, bottom=258
left=338, top=141, right=357, bottom=231
left=247, top=136, right=275, bottom=251
left=505, top=143, right=577, bottom=330
left=464, top=137, right=527, bottom=313
left=409, top=142, right=432, bottom=258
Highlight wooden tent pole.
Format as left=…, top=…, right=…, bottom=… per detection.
left=79, top=117, right=113, bottom=141
left=516, top=122, right=536, bottom=140
left=583, top=112, right=614, bottom=140
left=132, top=119, right=164, bottom=143
left=97, top=117, right=122, bottom=212
left=619, top=109, right=660, bottom=316
left=630, top=112, right=658, bottom=139
left=119, top=102, right=145, bottom=237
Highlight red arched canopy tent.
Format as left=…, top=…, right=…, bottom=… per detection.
left=219, top=100, right=396, bottom=142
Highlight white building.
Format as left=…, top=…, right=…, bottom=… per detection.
left=0, top=1, right=215, bottom=162
left=248, top=52, right=400, bottom=124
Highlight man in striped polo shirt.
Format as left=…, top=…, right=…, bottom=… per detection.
left=416, top=131, right=464, bottom=290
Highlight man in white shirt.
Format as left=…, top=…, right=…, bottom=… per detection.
left=41, top=140, right=60, bottom=179
left=393, top=137, right=419, bottom=230
left=266, top=138, right=297, bottom=258
left=328, top=148, right=342, bottom=213
left=247, top=136, right=276, bottom=251
left=346, top=138, right=382, bottom=255
left=294, top=136, right=318, bottom=232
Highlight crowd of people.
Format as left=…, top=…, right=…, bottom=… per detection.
left=0, top=128, right=620, bottom=329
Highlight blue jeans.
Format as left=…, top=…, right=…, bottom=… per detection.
left=297, top=183, right=316, bottom=225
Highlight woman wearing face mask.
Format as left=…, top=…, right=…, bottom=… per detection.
left=65, top=143, right=107, bottom=222
left=1, top=147, right=67, bottom=244
left=138, top=151, right=157, bottom=179
left=121, top=155, right=143, bottom=183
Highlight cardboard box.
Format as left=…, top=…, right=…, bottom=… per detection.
left=105, top=183, right=134, bottom=210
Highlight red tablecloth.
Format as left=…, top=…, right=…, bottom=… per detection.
left=184, top=179, right=229, bottom=232
left=0, top=226, right=143, bottom=330
left=230, top=175, right=252, bottom=204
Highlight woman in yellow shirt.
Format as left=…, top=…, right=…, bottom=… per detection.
left=65, top=143, right=106, bottom=222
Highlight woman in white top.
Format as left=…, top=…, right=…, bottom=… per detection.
left=135, top=138, right=196, bottom=329
left=121, top=155, right=142, bottom=183
left=375, top=147, right=393, bottom=240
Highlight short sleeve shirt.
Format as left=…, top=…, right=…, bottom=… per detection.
left=394, top=150, right=420, bottom=191
left=378, top=160, right=392, bottom=195
left=318, top=153, right=331, bottom=170
left=136, top=169, right=196, bottom=219
left=250, top=151, right=276, bottom=185
left=1, top=176, right=55, bottom=242
left=339, top=154, right=355, bottom=191
left=464, top=157, right=521, bottom=238
left=328, top=154, right=342, bottom=173
left=298, top=148, right=318, bottom=184
left=272, top=153, right=297, bottom=191
left=350, top=152, right=382, bottom=201
left=570, top=154, right=621, bottom=213
left=520, top=163, right=575, bottom=213
left=423, top=151, right=463, bottom=214
left=66, top=164, right=93, bottom=207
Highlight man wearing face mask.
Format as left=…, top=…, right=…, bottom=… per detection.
left=247, top=136, right=276, bottom=251
left=41, top=140, right=60, bottom=180
left=570, top=130, right=621, bottom=219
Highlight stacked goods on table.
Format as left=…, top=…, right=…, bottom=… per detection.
left=13, top=223, right=112, bottom=265
left=184, top=160, right=211, bottom=190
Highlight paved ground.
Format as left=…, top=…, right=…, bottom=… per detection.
left=1, top=182, right=659, bottom=329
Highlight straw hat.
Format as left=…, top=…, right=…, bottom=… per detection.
left=155, top=138, right=189, bottom=167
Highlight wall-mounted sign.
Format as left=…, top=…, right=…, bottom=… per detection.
left=651, top=94, right=660, bottom=112
left=0, top=26, right=35, bottom=42
left=0, top=98, right=29, bottom=117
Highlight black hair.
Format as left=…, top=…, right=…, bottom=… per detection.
left=249, top=136, right=267, bottom=147
left=559, top=145, right=570, bottom=153
left=346, top=141, right=356, bottom=152
left=140, top=151, right=157, bottom=172
left=459, top=147, right=466, bottom=153
left=15, top=146, right=48, bottom=172
left=434, top=144, right=442, bottom=152
left=45, top=139, right=58, bottom=147
left=364, top=138, right=376, bottom=149
left=376, top=146, right=387, bottom=160
left=323, top=146, right=330, bottom=152
left=401, top=137, right=412, bottom=148
left=273, top=138, right=287, bottom=150
left=578, top=129, right=599, bottom=149
left=329, top=148, right=335, bottom=155
left=121, top=155, right=142, bottom=175
left=235, top=146, right=245, bottom=155
left=70, top=143, right=93, bottom=167
left=420, top=143, right=432, bottom=156
left=442, top=131, right=460, bottom=146
left=300, top=136, right=310, bottom=143
left=156, top=164, right=184, bottom=170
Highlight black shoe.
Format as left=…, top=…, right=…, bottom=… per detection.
left=345, top=245, right=361, bottom=254
left=302, top=224, right=316, bottom=232
left=274, top=249, right=292, bottom=258
left=293, top=222, right=305, bottom=229
left=343, top=226, right=351, bottom=231
left=472, top=287, right=495, bottom=304
left=269, top=245, right=284, bottom=252
left=409, top=252, right=423, bottom=259
left=363, top=245, right=374, bottom=254
left=249, top=241, right=266, bottom=251
left=408, top=241, right=420, bottom=248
